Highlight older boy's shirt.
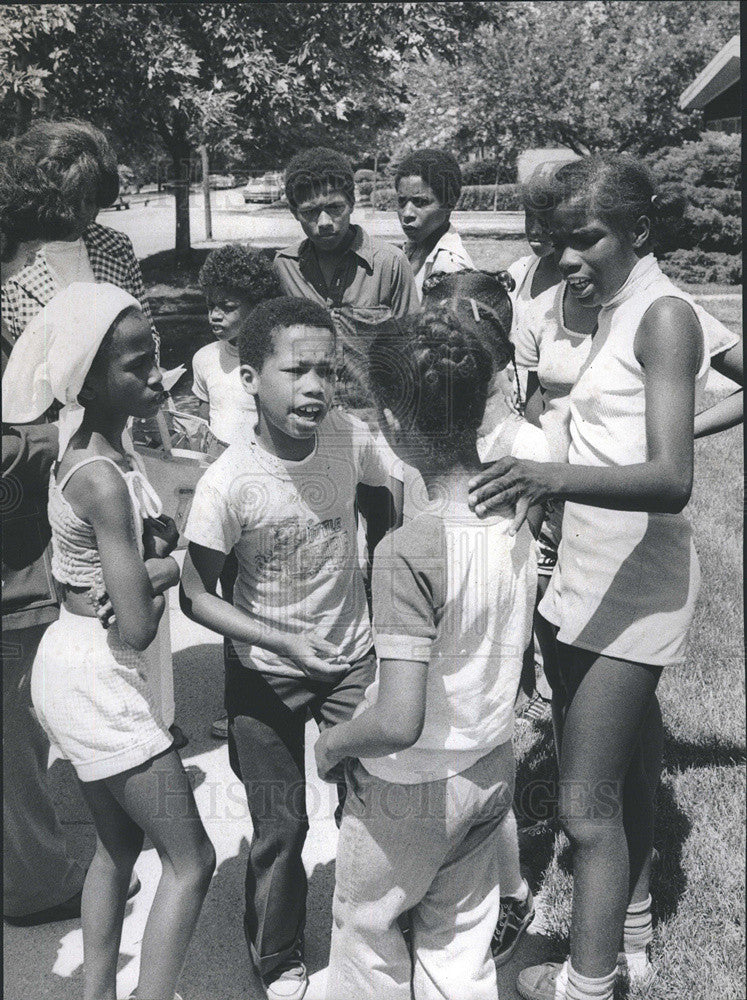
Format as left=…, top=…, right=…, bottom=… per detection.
left=273, top=224, right=419, bottom=319
left=406, top=224, right=474, bottom=297
left=184, top=410, right=397, bottom=677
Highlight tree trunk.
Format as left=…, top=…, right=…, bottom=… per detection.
left=371, top=151, right=379, bottom=218
left=199, top=144, right=212, bottom=241
left=169, top=141, right=192, bottom=259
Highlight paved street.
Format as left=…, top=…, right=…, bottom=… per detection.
left=100, top=188, right=525, bottom=258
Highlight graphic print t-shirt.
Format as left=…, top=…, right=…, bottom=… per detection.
left=184, top=410, right=396, bottom=676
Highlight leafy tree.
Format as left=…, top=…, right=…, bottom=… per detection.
left=1, top=2, right=495, bottom=256
left=399, top=1, right=740, bottom=166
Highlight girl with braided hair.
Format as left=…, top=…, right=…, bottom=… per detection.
left=315, top=304, right=540, bottom=1000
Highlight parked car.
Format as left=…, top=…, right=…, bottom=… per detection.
left=243, top=171, right=284, bottom=204
left=208, top=173, right=236, bottom=189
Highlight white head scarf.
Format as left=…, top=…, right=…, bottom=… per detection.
left=2, top=281, right=142, bottom=456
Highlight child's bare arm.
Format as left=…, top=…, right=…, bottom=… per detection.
left=695, top=339, right=743, bottom=438
left=523, top=371, right=544, bottom=428
left=71, top=466, right=166, bottom=650
left=315, top=657, right=428, bottom=779
left=180, top=543, right=345, bottom=678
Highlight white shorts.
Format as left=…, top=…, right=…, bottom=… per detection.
left=31, top=606, right=172, bottom=782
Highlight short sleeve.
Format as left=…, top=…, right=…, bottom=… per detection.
left=191, top=349, right=209, bottom=402
left=511, top=421, right=551, bottom=463
left=694, top=302, right=740, bottom=359
left=513, top=304, right=541, bottom=372
left=372, top=521, right=443, bottom=662
left=355, top=419, right=404, bottom=485
left=184, top=472, right=242, bottom=554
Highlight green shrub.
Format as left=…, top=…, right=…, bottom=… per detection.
left=659, top=249, right=741, bottom=285
left=647, top=134, right=741, bottom=264
left=371, top=183, right=522, bottom=212
left=460, top=156, right=515, bottom=186
left=648, top=133, right=740, bottom=191
left=457, top=183, right=521, bottom=211
left=371, top=187, right=398, bottom=210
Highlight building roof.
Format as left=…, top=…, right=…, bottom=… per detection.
left=679, top=35, right=740, bottom=111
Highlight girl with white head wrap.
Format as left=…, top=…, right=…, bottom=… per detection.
left=7, top=280, right=213, bottom=1000
left=2, top=281, right=142, bottom=457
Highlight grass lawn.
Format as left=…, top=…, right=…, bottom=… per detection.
left=513, top=408, right=744, bottom=1000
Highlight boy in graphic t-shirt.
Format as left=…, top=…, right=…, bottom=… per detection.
left=180, top=296, right=401, bottom=1000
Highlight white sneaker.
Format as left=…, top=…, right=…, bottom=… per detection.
left=264, top=953, right=308, bottom=1000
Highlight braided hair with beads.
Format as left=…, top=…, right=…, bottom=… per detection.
left=367, top=304, right=494, bottom=452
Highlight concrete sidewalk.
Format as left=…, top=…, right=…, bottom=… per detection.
left=3, top=553, right=558, bottom=1000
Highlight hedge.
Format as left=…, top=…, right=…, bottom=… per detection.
left=372, top=183, right=522, bottom=212
left=659, top=249, right=741, bottom=285
left=460, top=156, right=515, bottom=186
left=647, top=134, right=741, bottom=268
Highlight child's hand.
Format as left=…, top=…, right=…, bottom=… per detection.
left=315, top=727, right=344, bottom=783
left=94, top=591, right=117, bottom=630
left=281, top=634, right=349, bottom=680
left=469, top=457, right=555, bottom=534
left=143, top=515, right=180, bottom=559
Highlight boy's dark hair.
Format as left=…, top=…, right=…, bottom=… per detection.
left=550, top=154, right=658, bottom=235
left=395, top=149, right=463, bottom=210
left=239, top=296, right=335, bottom=370
left=10, top=120, right=120, bottom=240
left=368, top=306, right=493, bottom=441
left=198, top=243, right=281, bottom=302
left=284, top=147, right=355, bottom=210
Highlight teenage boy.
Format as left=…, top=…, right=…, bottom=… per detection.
left=180, top=296, right=401, bottom=1000
left=274, top=147, right=418, bottom=318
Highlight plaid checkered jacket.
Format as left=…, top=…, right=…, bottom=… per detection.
left=1, top=222, right=159, bottom=361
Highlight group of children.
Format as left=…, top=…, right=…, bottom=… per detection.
left=2, top=137, right=742, bottom=1000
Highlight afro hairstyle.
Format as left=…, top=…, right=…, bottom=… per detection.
left=395, top=149, right=463, bottom=210
left=198, top=243, right=281, bottom=303
left=284, top=147, right=355, bottom=210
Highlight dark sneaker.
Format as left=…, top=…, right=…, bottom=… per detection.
left=264, top=948, right=308, bottom=1000
left=492, top=883, right=535, bottom=966
left=211, top=710, right=229, bottom=739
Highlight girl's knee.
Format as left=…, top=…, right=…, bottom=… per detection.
left=171, top=834, right=216, bottom=892
left=558, top=813, right=620, bottom=852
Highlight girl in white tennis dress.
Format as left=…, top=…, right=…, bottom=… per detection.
left=467, top=155, right=742, bottom=1000
left=2, top=282, right=214, bottom=1000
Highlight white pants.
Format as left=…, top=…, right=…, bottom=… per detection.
left=326, top=741, right=515, bottom=1000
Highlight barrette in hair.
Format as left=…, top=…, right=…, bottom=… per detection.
left=650, top=193, right=659, bottom=207
left=470, top=298, right=481, bottom=322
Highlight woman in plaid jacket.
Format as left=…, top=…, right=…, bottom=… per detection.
left=1, top=120, right=158, bottom=360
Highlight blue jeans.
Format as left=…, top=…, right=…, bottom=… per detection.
left=326, top=741, right=515, bottom=1000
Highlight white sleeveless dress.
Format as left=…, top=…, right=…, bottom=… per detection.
left=538, top=255, right=710, bottom=667
left=31, top=454, right=173, bottom=781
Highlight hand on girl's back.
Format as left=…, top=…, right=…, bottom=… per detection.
left=469, top=456, right=552, bottom=531
left=314, top=727, right=344, bottom=783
